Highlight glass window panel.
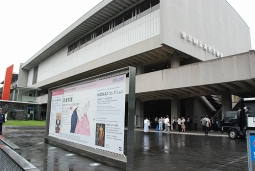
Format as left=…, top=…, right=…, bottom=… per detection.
left=151, top=0, right=160, bottom=7
left=124, top=9, right=132, bottom=21
left=87, top=33, right=92, bottom=41
left=224, top=113, right=237, bottom=123
left=114, top=15, right=123, bottom=26
left=133, top=7, right=136, bottom=16
left=103, top=22, right=110, bottom=33
left=140, top=1, right=150, bottom=13
left=33, top=66, right=38, bottom=84
left=95, top=27, right=102, bottom=37
left=80, top=37, right=86, bottom=45
left=73, top=41, right=79, bottom=49
left=68, top=44, right=73, bottom=53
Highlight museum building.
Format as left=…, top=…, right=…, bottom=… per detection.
left=11, top=0, right=255, bottom=128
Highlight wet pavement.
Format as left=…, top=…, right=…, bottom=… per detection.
left=1, top=126, right=248, bottom=171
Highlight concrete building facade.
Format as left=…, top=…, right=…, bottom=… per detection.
left=13, top=0, right=254, bottom=127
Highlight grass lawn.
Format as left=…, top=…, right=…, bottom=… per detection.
left=4, top=120, right=46, bottom=126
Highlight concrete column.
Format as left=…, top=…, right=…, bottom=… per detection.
left=136, top=63, right=143, bottom=75
left=171, top=95, right=180, bottom=125
left=221, top=89, right=232, bottom=119
left=135, top=99, right=144, bottom=128
left=12, top=89, right=16, bottom=101
left=171, top=53, right=180, bottom=68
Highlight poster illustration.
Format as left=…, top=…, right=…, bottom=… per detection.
left=55, top=113, right=61, bottom=133
left=95, top=123, right=105, bottom=147
left=48, top=75, right=126, bottom=154
left=49, top=89, right=64, bottom=138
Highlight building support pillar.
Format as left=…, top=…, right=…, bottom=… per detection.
left=221, top=89, right=232, bottom=119
left=171, top=95, right=180, bottom=127
left=136, top=63, right=143, bottom=75
left=171, top=53, right=180, bottom=68
left=135, top=99, right=144, bottom=128
left=12, top=89, right=16, bottom=101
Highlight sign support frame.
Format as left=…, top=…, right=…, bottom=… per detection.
left=126, top=67, right=136, bottom=171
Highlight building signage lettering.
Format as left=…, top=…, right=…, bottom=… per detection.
left=181, top=31, right=223, bottom=58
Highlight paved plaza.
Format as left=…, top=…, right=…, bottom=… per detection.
left=1, top=126, right=248, bottom=171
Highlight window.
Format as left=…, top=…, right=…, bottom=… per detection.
left=132, top=7, right=137, bottom=20
left=103, top=22, right=111, bottom=36
left=114, top=15, right=123, bottom=30
left=87, top=33, right=92, bottom=41
left=32, top=66, right=38, bottom=84
left=95, top=27, right=102, bottom=37
left=67, top=0, right=160, bottom=55
left=95, top=27, right=103, bottom=39
left=151, top=0, right=160, bottom=11
left=80, top=37, right=87, bottom=48
left=86, top=32, right=94, bottom=45
left=68, top=44, right=73, bottom=54
left=73, top=41, right=79, bottom=51
left=151, top=0, right=160, bottom=7
left=124, top=9, right=133, bottom=25
left=144, top=61, right=171, bottom=73
left=103, top=22, right=110, bottom=33
left=223, top=113, right=237, bottom=123
left=139, top=1, right=150, bottom=13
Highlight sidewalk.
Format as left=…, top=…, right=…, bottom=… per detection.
left=2, top=126, right=247, bottom=171
left=2, top=126, right=121, bottom=171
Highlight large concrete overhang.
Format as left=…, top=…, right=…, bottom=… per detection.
left=22, top=0, right=141, bottom=70
left=132, top=50, right=255, bottom=100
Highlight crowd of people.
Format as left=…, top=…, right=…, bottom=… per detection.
left=144, top=115, right=218, bottom=136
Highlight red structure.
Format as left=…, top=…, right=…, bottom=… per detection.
left=1, top=65, right=14, bottom=100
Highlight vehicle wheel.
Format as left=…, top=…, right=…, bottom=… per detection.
left=228, top=129, right=238, bottom=139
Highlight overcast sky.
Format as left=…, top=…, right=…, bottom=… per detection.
left=0, top=0, right=254, bottom=85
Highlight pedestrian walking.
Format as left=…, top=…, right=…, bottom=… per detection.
left=172, top=117, right=176, bottom=131
left=202, top=115, right=211, bottom=136
left=201, top=117, right=205, bottom=131
left=158, top=117, right=163, bottom=131
left=155, top=117, right=158, bottom=129
left=0, top=108, right=6, bottom=135
left=177, top=117, right=182, bottom=132
left=181, top=117, right=186, bottom=132
left=144, top=117, right=150, bottom=134
left=164, top=115, right=170, bottom=134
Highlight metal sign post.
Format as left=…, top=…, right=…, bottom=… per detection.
left=126, top=67, right=136, bottom=171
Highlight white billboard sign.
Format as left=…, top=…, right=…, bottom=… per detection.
left=48, top=75, right=126, bottom=154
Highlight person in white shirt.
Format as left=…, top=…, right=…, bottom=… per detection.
left=164, top=115, right=170, bottom=134
left=144, top=117, right=150, bottom=134
left=177, top=117, right=182, bottom=132
left=181, top=117, right=186, bottom=132
left=203, top=115, right=211, bottom=136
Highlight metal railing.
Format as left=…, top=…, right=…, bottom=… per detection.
left=0, top=144, right=39, bottom=171
left=0, top=149, right=23, bottom=171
